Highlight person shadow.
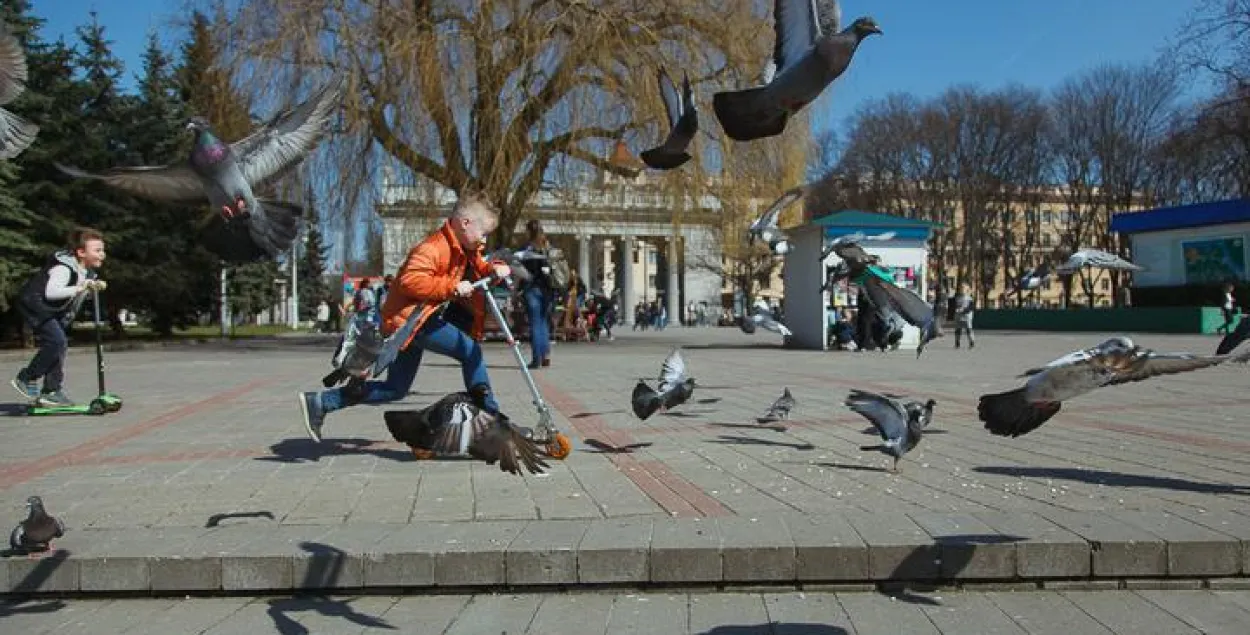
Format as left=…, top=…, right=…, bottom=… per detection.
left=265, top=542, right=395, bottom=635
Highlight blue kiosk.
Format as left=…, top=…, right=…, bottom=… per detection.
left=782, top=210, right=941, bottom=350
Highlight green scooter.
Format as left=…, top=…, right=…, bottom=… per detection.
left=27, top=288, right=123, bottom=416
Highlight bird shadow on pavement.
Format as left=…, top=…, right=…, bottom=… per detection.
left=696, top=625, right=847, bottom=635
left=974, top=466, right=1250, bottom=495
left=815, top=462, right=892, bottom=473
left=256, top=437, right=413, bottom=464
left=878, top=534, right=1026, bottom=605
left=571, top=409, right=625, bottom=418
left=0, top=549, right=70, bottom=617
left=859, top=426, right=947, bottom=435
left=583, top=438, right=653, bottom=454
left=709, top=435, right=815, bottom=451
left=266, top=542, right=395, bottom=635
left=711, top=421, right=787, bottom=432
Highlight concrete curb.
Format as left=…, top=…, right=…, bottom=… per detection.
left=4, top=510, right=1247, bottom=596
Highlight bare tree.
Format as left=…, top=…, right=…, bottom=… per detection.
left=212, top=0, right=765, bottom=245
left=1174, top=0, right=1250, bottom=92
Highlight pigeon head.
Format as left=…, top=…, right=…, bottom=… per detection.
left=850, top=18, right=883, bottom=39
left=773, top=240, right=791, bottom=255
left=185, top=117, right=212, bottom=132
left=1099, top=336, right=1136, bottom=354
left=25, top=496, right=43, bottom=512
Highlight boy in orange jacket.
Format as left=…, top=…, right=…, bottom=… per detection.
left=298, top=191, right=510, bottom=442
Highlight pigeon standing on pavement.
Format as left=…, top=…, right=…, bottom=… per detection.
left=713, top=0, right=881, bottom=142
left=0, top=22, right=38, bottom=160
left=640, top=68, right=697, bottom=170
left=56, top=75, right=346, bottom=262
left=9, top=496, right=64, bottom=555
left=978, top=336, right=1229, bottom=438
left=845, top=389, right=935, bottom=473
left=383, top=387, right=549, bottom=476
left=760, top=387, right=796, bottom=422
left=748, top=187, right=803, bottom=256
left=631, top=348, right=696, bottom=420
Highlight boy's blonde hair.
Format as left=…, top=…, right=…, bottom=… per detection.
left=451, top=189, right=500, bottom=229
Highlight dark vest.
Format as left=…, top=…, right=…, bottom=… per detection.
left=18, top=253, right=87, bottom=324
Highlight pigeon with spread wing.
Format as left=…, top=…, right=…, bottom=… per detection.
left=859, top=274, right=942, bottom=357
left=631, top=347, right=696, bottom=420
left=56, top=75, right=346, bottom=262
left=845, top=389, right=936, bottom=473
left=383, top=387, right=549, bottom=476
left=0, top=22, right=38, bottom=159
left=640, top=68, right=697, bottom=170
left=748, top=187, right=803, bottom=256
left=713, top=0, right=880, bottom=142
left=979, top=336, right=1228, bottom=438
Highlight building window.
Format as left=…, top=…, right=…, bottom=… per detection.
left=1101, top=279, right=1110, bottom=291
left=1043, top=210, right=1053, bottom=224
left=1042, top=233, right=1052, bottom=246
left=648, top=274, right=657, bottom=288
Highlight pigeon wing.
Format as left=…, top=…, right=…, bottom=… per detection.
left=657, top=68, right=682, bottom=129
left=658, top=348, right=688, bottom=393
left=1018, top=345, right=1102, bottom=377
left=55, top=162, right=207, bottom=203
left=631, top=380, right=664, bottom=420
left=469, top=416, right=549, bottom=475
left=844, top=389, right=909, bottom=442
left=772, top=0, right=818, bottom=74
left=233, top=75, right=344, bottom=187
left=1101, top=349, right=1227, bottom=386
left=9, top=522, right=22, bottom=550
left=861, top=275, right=935, bottom=328
left=0, top=23, right=28, bottom=105
left=750, top=187, right=804, bottom=236
left=1217, top=318, right=1250, bottom=355
left=1058, top=248, right=1142, bottom=273
left=814, top=0, right=841, bottom=37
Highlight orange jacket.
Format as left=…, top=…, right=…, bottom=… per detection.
left=381, top=220, right=496, bottom=350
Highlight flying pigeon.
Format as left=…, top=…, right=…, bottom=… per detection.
left=1055, top=248, right=1143, bottom=275
left=845, top=389, right=935, bottom=473
left=979, top=336, right=1228, bottom=438
left=1217, top=316, right=1250, bottom=356
left=383, top=387, right=549, bottom=475
left=820, top=231, right=895, bottom=265
left=631, top=347, right=696, bottom=420
left=712, top=0, right=881, bottom=142
left=56, top=75, right=346, bottom=262
left=749, top=187, right=804, bottom=255
left=740, top=300, right=793, bottom=337
left=760, top=387, right=796, bottom=422
left=1017, top=261, right=1053, bottom=291
left=9, top=496, right=64, bottom=555
left=640, top=68, right=697, bottom=170
left=0, top=22, right=38, bottom=159
left=859, top=274, right=942, bottom=357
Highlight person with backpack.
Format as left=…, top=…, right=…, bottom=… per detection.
left=11, top=228, right=108, bottom=407
left=517, top=220, right=556, bottom=368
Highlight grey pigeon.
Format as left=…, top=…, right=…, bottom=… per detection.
left=1017, top=260, right=1053, bottom=291
left=979, top=336, right=1228, bottom=438
left=1056, top=248, right=1143, bottom=275
left=383, top=387, right=549, bottom=476
left=0, top=22, right=38, bottom=159
left=859, top=274, right=942, bottom=357
left=632, top=347, right=696, bottom=420
left=9, top=496, right=64, bottom=555
left=56, top=75, right=346, bottom=262
left=749, top=186, right=804, bottom=255
left=640, top=68, right=697, bottom=170
left=761, top=387, right=796, bottom=422
left=741, top=299, right=792, bottom=337
left=820, top=230, right=895, bottom=266
left=713, top=0, right=881, bottom=142
left=845, top=389, right=936, bottom=473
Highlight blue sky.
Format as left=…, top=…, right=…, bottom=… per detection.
left=33, top=0, right=1206, bottom=268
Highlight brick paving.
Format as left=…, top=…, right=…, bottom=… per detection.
left=2, top=327, right=1250, bottom=593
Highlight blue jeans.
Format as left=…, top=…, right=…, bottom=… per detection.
left=524, top=286, right=551, bottom=364
left=319, top=314, right=498, bottom=413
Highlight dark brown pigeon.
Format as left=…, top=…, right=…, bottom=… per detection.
left=10, top=496, right=64, bottom=555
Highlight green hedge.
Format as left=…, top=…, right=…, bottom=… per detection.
left=976, top=307, right=1231, bottom=333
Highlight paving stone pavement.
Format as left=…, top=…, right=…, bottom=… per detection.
left=4, top=588, right=1250, bottom=634
left=3, top=327, right=1250, bottom=593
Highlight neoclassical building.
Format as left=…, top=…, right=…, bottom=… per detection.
left=377, top=167, right=738, bottom=326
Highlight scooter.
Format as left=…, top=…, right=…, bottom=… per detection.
left=27, top=289, right=123, bottom=416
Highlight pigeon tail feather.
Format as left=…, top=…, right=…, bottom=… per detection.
left=253, top=198, right=304, bottom=256
left=978, top=387, right=1061, bottom=438
left=639, top=148, right=692, bottom=170
left=712, top=88, right=788, bottom=142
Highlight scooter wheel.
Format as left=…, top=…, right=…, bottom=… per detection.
left=88, top=400, right=106, bottom=415
left=545, top=433, right=572, bottom=460
left=108, top=401, right=122, bottom=412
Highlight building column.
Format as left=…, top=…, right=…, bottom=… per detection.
left=577, top=234, right=591, bottom=293
left=618, top=236, right=635, bottom=325
left=666, top=237, right=681, bottom=327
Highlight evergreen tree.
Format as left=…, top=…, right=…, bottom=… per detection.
left=298, top=197, right=329, bottom=319
left=0, top=160, right=39, bottom=312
